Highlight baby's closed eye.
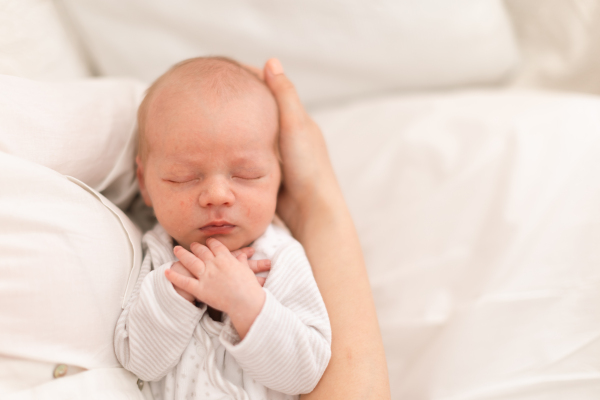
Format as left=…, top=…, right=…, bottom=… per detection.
left=231, top=168, right=267, bottom=180
left=163, top=177, right=199, bottom=184
left=232, top=174, right=264, bottom=180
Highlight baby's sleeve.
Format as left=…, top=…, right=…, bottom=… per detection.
left=220, top=240, right=332, bottom=395
left=114, top=256, right=204, bottom=382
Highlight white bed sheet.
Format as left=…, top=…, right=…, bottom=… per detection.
left=1, top=1, right=599, bottom=398
left=57, top=0, right=518, bottom=106
left=313, top=90, right=600, bottom=399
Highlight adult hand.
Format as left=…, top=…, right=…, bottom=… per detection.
left=262, top=59, right=343, bottom=236
left=261, top=59, right=391, bottom=399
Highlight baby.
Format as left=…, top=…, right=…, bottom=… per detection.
left=114, top=57, right=331, bottom=400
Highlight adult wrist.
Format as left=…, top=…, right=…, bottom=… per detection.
left=281, top=179, right=349, bottom=240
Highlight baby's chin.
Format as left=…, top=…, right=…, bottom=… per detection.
left=176, top=233, right=253, bottom=253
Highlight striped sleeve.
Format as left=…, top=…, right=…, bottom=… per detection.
left=220, top=240, right=332, bottom=395
left=114, top=255, right=204, bottom=381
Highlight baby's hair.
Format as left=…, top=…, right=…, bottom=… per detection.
left=137, top=56, right=278, bottom=163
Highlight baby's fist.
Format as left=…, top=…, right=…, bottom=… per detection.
left=170, top=261, right=195, bottom=302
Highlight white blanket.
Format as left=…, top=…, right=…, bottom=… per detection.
left=313, top=89, right=600, bottom=399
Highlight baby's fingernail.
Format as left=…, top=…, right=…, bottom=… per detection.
left=268, top=58, right=284, bottom=75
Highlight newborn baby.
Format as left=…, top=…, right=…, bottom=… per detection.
left=114, top=57, right=331, bottom=400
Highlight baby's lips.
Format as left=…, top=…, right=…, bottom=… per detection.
left=199, top=223, right=236, bottom=235
left=200, top=219, right=234, bottom=229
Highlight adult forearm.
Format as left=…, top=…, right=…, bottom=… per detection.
left=296, top=187, right=391, bottom=400
left=264, top=58, right=390, bottom=399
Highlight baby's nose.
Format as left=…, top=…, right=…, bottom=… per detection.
left=198, top=177, right=235, bottom=207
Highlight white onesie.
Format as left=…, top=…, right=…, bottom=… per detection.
left=114, top=223, right=331, bottom=400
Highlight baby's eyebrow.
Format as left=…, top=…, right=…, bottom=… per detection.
left=160, top=164, right=199, bottom=177
left=231, top=159, right=261, bottom=167
left=229, top=156, right=264, bottom=166
left=164, top=163, right=193, bottom=171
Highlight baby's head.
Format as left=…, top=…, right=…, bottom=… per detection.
left=136, top=57, right=281, bottom=251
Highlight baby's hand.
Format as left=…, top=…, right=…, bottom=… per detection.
left=169, top=246, right=270, bottom=303
left=231, top=247, right=272, bottom=287
left=165, top=239, right=267, bottom=339
left=170, top=261, right=196, bottom=302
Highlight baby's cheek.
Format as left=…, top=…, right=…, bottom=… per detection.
left=154, top=196, right=192, bottom=230
left=250, top=196, right=277, bottom=229
left=166, top=193, right=195, bottom=211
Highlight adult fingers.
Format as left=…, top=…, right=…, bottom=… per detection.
left=174, top=246, right=206, bottom=277
left=190, top=242, right=215, bottom=262
left=263, top=58, right=306, bottom=128
left=247, top=259, right=271, bottom=274
left=231, top=247, right=255, bottom=259
left=165, top=269, right=199, bottom=296
left=205, top=238, right=232, bottom=258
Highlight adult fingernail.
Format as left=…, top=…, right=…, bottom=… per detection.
left=268, top=58, right=284, bottom=75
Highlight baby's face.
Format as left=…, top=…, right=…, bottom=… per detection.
left=138, top=82, right=281, bottom=251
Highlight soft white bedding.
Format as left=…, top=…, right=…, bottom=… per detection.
left=56, top=0, right=518, bottom=106
left=313, top=90, right=600, bottom=398
left=0, top=0, right=89, bottom=80
left=1, top=1, right=600, bottom=399
left=0, top=152, right=142, bottom=398
left=0, top=74, right=145, bottom=208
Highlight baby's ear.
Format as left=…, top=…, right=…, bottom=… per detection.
left=136, top=156, right=153, bottom=207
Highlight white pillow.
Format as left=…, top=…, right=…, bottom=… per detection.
left=57, top=0, right=519, bottom=106
left=0, top=74, right=146, bottom=209
left=313, top=89, right=600, bottom=399
left=0, top=0, right=90, bottom=80
left=0, top=152, right=142, bottom=377
left=505, top=0, right=600, bottom=95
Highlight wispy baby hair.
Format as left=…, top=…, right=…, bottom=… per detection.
left=137, top=56, right=269, bottom=163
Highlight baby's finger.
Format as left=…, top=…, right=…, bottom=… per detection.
left=165, top=269, right=199, bottom=297
left=257, top=276, right=266, bottom=287
left=206, top=238, right=231, bottom=258
left=174, top=246, right=206, bottom=277
left=248, top=259, right=271, bottom=274
left=235, top=252, right=249, bottom=266
left=190, top=242, right=215, bottom=262
left=231, top=247, right=255, bottom=259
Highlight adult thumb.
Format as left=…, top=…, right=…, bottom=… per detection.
left=264, top=58, right=306, bottom=127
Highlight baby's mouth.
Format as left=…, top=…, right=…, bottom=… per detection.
left=199, top=221, right=236, bottom=235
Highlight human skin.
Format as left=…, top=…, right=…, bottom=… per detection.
left=137, top=63, right=281, bottom=252
left=262, top=59, right=392, bottom=399
left=137, top=60, right=281, bottom=336
left=144, top=57, right=391, bottom=397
